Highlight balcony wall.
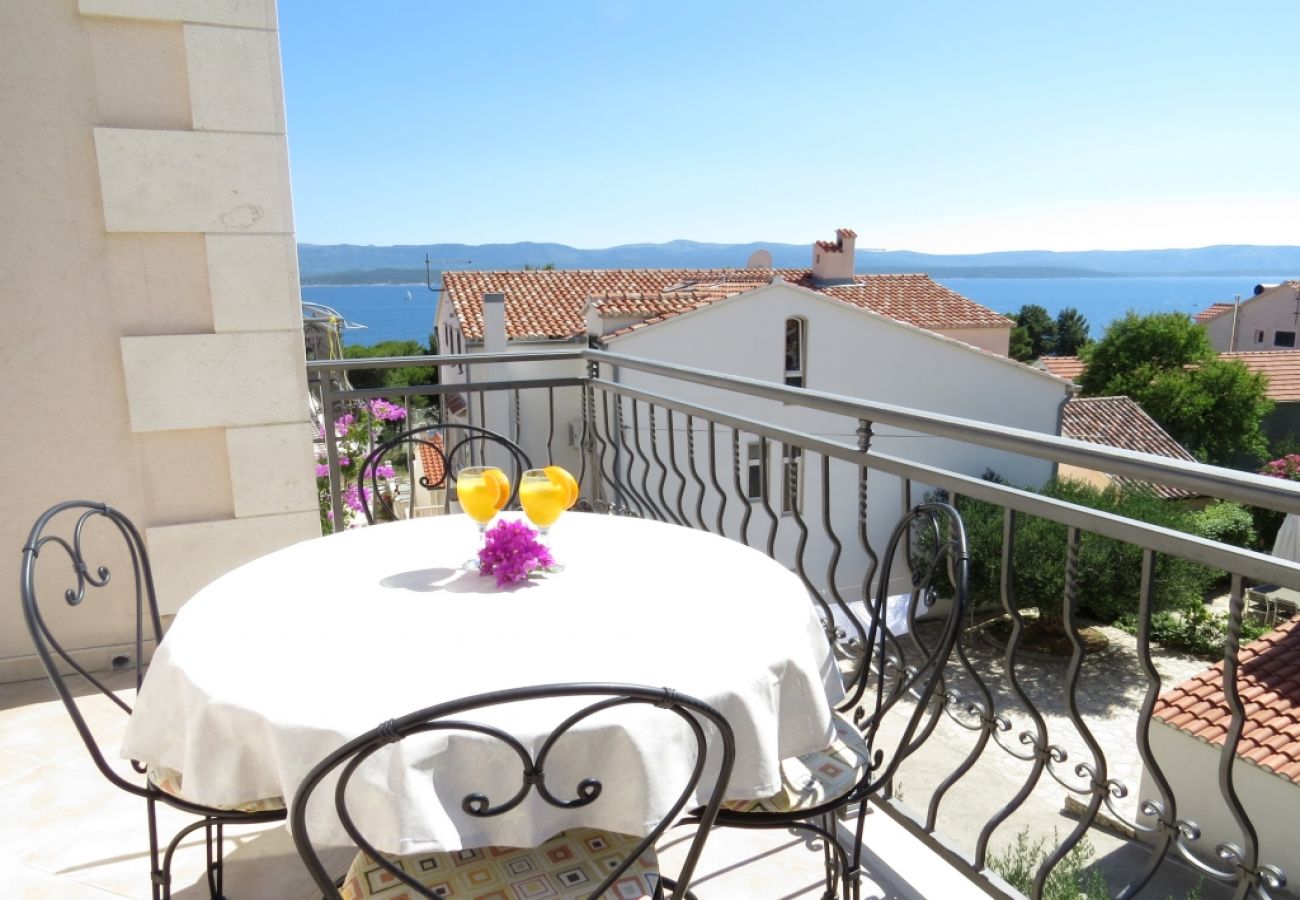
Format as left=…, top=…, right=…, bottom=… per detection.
left=0, top=0, right=316, bottom=682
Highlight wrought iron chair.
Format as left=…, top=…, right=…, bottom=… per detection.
left=700, top=502, right=970, bottom=900
left=357, top=423, right=532, bottom=524
left=290, top=683, right=735, bottom=900
left=20, top=500, right=286, bottom=900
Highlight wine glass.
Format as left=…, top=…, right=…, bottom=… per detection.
left=456, top=465, right=508, bottom=568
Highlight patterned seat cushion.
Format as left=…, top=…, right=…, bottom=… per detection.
left=147, top=766, right=285, bottom=814
left=339, top=828, right=659, bottom=899
left=723, top=713, right=870, bottom=814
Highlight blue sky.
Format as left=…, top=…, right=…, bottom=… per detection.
left=279, top=2, right=1300, bottom=253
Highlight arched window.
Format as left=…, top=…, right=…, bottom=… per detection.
left=784, top=317, right=806, bottom=387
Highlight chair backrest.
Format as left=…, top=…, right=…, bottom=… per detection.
left=290, top=683, right=735, bottom=900
left=841, top=502, right=970, bottom=799
left=358, top=423, right=533, bottom=524
left=19, top=500, right=160, bottom=798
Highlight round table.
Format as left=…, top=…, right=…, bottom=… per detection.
left=122, top=512, right=841, bottom=853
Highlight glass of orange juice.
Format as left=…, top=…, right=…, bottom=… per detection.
left=519, top=467, right=578, bottom=568
left=456, top=465, right=509, bottom=568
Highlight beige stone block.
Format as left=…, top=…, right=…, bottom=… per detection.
left=226, top=423, right=318, bottom=518
left=146, top=512, right=319, bottom=613
left=120, top=331, right=308, bottom=432
left=185, top=25, right=285, bottom=134
left=78, top=0, right=276, bottom=29
left=94, top=127, right=292, bottom=234
left=104, top=233, right=214, bottom=334
left=206, top=234, right=301, bottom=332
left=86, top=18, right=190, bottom=130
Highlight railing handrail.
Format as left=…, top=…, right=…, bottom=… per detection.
left=585, top=349, right=1300, bottom=516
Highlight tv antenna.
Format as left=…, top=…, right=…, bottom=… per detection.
left=425, top=253, right=473, bottom=293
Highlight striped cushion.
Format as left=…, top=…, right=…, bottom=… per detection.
left=724, top=713, right=870, bottom=814
left=340, top=828, right=659, bottom=899
left=147, top=766, right=285, bottom=814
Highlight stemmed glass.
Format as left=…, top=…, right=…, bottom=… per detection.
left=456, top=466, right=508, bottom=569
left=519, top=467, right=577, bottom=570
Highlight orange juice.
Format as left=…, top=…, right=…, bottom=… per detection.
left=519, top=479, right=565, bottom=527
left=457, top=470, right=500, bottom=523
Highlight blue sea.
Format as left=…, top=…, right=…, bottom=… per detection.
left=302, top=276, right=1295, bottom=349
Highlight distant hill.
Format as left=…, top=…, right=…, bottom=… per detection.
left=297, top=241, right=1300, bottom=283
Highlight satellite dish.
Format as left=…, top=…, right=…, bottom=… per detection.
left=746, top=249, right=773, bottom=269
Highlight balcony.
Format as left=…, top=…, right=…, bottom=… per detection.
left=7, top=347, right=1298, bottom=899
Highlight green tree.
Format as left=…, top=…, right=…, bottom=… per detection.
left=1080, top=312, right=1272, bottom=465
left=1053, top=307, right=1091, bottom=355
left=1008, top=325, right=1033, bottom=362
left=343, top=338, right=438, bottom=409
left=1013, top=304, right=1056, bottom=358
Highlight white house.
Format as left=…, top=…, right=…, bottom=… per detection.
left=436, top=233, right=1070, bottom=593
left=1197, top=281, right=1300, bottom=352
left=1139, top=618, right=1300, bottom=883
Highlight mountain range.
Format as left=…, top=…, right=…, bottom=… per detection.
left=297, top=241, right=1300, bottom=284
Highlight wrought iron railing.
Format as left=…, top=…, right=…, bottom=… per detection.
left=309, top=348, right=1300, bottom=899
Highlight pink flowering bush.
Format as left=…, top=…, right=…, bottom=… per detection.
left=315, top=399, right=409, bottom=531
left=477, top=519, right=554, bottom=587
left=1261, top=454, right=1300, bottom=481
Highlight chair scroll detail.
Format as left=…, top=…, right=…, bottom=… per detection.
left=703, top=501, right=970, bottom=900
left=20, top=500, right=286, bottom=900
left=359, top=423, right=532, bottom=524
left=290, top=682, right=735, bottom=900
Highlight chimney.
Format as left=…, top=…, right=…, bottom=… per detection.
left=482, top=292, right=506, bottom=352
left=811, top=228, right=857, bottom=285
left=584, top=295, right=603, bottom=338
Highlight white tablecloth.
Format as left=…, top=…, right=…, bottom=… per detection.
left=122, top=512, right=841, bottom=853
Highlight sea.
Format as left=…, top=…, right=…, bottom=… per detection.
left=300, top=276, right=1295, bottom=350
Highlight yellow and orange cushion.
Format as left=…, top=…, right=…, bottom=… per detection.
left=147, top=766, right=285, bottom=814
left=339, top=828, right=659, bottom=899
left=723, top=713, right=871, bottom=814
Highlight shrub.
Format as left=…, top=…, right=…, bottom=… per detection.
left=986, top=829, right=1108, bottom=900
left=1116, top=604, right=1270, bottom=659
left=956, top=477, right=1213, bottom=624
left=1191, top=501, right=1258, bottom=550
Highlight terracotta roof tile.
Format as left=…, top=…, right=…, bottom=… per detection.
left=1037, top=356, right=1087, bottom=382
left=1060, top=396, right=1199, bottom=499
left=1194, top=302, right=1235, bottom=323
left=442, top=270, right=1012, bottom=342
left=1153, top=618, right=1300, bottom=784
left=416, top=433, right=447, bottom=488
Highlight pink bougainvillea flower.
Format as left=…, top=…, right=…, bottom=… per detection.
left=477, top=519, right=555, bottom=587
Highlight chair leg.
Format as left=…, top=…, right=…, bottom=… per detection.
left=147, top=796, right=168, bottom=900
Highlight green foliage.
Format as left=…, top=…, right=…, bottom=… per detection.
left=1116, top=603, right=1270, bottom=659
left=1014, top=304, right=1056, bottom=358
left=987, top=830, right=1108, bottom=900
left=1054, top=306, right=1091, bottom=355
left=1079, top=312, right=1272, bottom=465
left=343, top=339, right=438, bottom=409
left=1009, top=325, right=1034, bottom=362
left=1190, top=502, right=1258, bottom=550
left=958, top=477, right=1213, bottom=624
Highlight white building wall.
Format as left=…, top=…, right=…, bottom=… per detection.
left=1, top=0, right=317, bottom=681
left=1203, top=285, right=1300, bottom=352
left=1138, top=720, right=1300, bottom=883
left=937, top=325, right=1011, bottom=357
left=603, top=282, right=1067, bottom=596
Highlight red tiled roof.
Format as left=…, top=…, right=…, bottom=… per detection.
left=1194, top=302, right=1234, bottom=323
left=1153, top=618, right=1300, bottom=784
left=442, top=270, right=1012, bottom=341
left=1038, top=352, right=1300, bottom=402
left=416, top=433, right=447, bottom=487
left=1060, top=396, right=1199, bottom=499
left=1221, top=351, right=1300, bottom=402
left=1037, top=356, right=1087, bottom=382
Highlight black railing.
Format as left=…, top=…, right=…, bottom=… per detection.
left=309, top=349, right=1300, bottom=899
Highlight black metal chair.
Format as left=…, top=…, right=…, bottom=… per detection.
left=699, top=502, right=970, bottom=900
left=290, top=683, right=735, bottom=900
left=357, top=423, right=532, bottom=524
left=19, top=500, right=286, bottom=900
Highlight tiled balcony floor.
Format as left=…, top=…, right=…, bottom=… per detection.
left=0, top=673, right=985, bottom=899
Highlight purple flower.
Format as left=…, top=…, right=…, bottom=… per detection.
left=315, top=463, right=330, bottom=478
left=477, top=519, right=554, bottom=587
left=375, top=463, right=396, bottom=480
left=368, top=399, right=408, bottom=422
